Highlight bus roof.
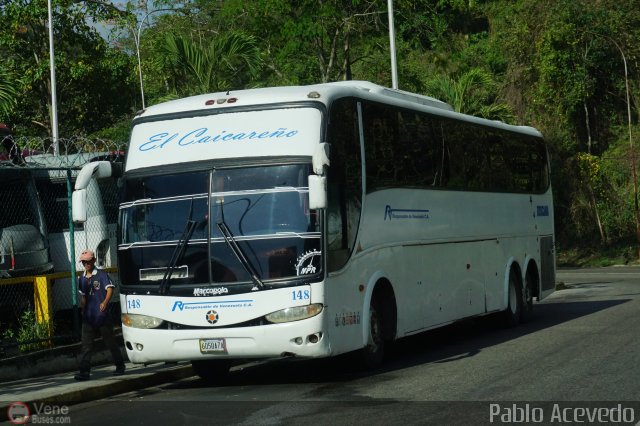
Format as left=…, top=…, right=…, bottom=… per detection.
left=136, top=81, right=542, bottom=138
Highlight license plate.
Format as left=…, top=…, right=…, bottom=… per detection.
left=199, top=338, right=227, bottom=354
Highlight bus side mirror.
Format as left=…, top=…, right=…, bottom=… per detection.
left=75, top=161, right=112, bottom=191
left=308, top=175, right=327, bottom=210
left=72, top=189, right=87, bottom=223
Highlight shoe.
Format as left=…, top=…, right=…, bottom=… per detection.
left=113, top=367, right=125, bottom=376
left=74, top=373, right=90, bottom=381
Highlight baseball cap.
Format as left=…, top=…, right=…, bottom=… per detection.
left=79, top=250, right=96, bottom=262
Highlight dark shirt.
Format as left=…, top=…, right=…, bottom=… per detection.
left=78, top=268, right=115, bottom=327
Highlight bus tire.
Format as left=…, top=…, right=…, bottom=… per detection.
left=503, top=268, right=522, bottom=327
left=521, top=271, right=535, bottom=323
left=191, top=359, right=231, bottom=383
left=361, top=296, right=385, bottom=369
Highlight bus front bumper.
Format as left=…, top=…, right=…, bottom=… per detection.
left=122, top=312, right=331, bottom=363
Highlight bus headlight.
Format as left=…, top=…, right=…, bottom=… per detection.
left=265, top=303, right=323, bottom=324
left=122, top=313, right=164, bottom=329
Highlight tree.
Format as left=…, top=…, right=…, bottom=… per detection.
left=0, top=0, right=136, bottom=137
left=201, top=0, right=389, bottom=85
left=424, top=68, right=514, bottom=121
left=0, top=66, right=18, bottom=117
left=480, top=0, right=640, bottom=249
left=155, top=31, right=262, bottom=97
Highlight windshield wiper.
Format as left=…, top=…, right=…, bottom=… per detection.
left=159, top=201, right=197, bottom=295
left=216, top=200, right=264, bottom=290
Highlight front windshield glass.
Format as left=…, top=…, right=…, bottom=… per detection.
left=119, top=164, right=321, bottom=287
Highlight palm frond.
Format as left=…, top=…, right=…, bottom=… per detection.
left=424, top=68, right=513, bottom=121
left=0, top=67, right=18, bottom=116
left=155, top=31, right=262, bottom=96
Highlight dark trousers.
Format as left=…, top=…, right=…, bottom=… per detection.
left=79, top=321, right=125, bottom=374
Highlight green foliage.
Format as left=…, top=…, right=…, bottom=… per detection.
left=89, top=118, right=132, bottom=145
left=597, top=138, right=638, bottom=242
left=0, top=66, right=18, bottom=117
left=563, top=138, right=639, bottom=246
left=2, top=310, right=53, bottom=353
left=205, top=0, right=391, bottom=84
left=479, top=0, right=640, bottom=250
left=0, top=0, right=136, bottom=137
left=424, top=68, right=514, bottom=121
left=567, top=153, right=605, bottom=242
left=154, top=31, right=262, bottom=97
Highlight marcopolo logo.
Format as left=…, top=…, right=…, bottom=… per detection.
left=193, top=287, right=229, bottom=297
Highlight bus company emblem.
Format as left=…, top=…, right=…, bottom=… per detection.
left=193, top=287, right=229, bottom=296
left=295, top=249, right=321, bottom=275
left=384, top=205, right=430, bottom=221
left=206, top=310, right=219, bottom=324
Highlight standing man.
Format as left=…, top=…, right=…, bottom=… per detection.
left=74, top=249, right=125, bottom=380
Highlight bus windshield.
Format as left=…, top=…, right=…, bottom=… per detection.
left=118, top=164, right=321, bottom=288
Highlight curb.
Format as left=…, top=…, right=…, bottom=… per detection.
left=0, top=364, right=195, bottom=422
left=0, top=346, right=127, bottom=382
left=0, top=330, right=126, bottom=382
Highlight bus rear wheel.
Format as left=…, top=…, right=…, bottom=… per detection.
left=191, top=359, right=231, bottom=383
left=521, top=271, right=535, bottom=322
left=361, top=297, right=384, bottom=369
left=503, top=268, right=523, bottom=327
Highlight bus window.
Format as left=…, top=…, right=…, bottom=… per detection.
left=361, top=101, right=445, bottom=191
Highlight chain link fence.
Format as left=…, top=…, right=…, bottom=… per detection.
left=1, top=132, right=126, bottom=357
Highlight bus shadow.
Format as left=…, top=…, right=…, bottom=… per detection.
left=170, top=298, right=629, bottom=389
left=382, top=298, right=628, bottom=370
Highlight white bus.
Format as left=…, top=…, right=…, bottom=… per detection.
left=73, top=81, right=555, bottom=380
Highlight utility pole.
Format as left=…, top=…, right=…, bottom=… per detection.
left=47, top=0, right=59, bottom=155
left=387, top=0, right=398, bottom=89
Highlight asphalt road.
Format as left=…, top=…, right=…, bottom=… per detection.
left=65, top=268, right=640, bottom=425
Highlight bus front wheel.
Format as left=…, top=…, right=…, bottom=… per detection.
left=361, top=297, right=384, bottom=369
left=191, top=359, right=231, bottom=383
